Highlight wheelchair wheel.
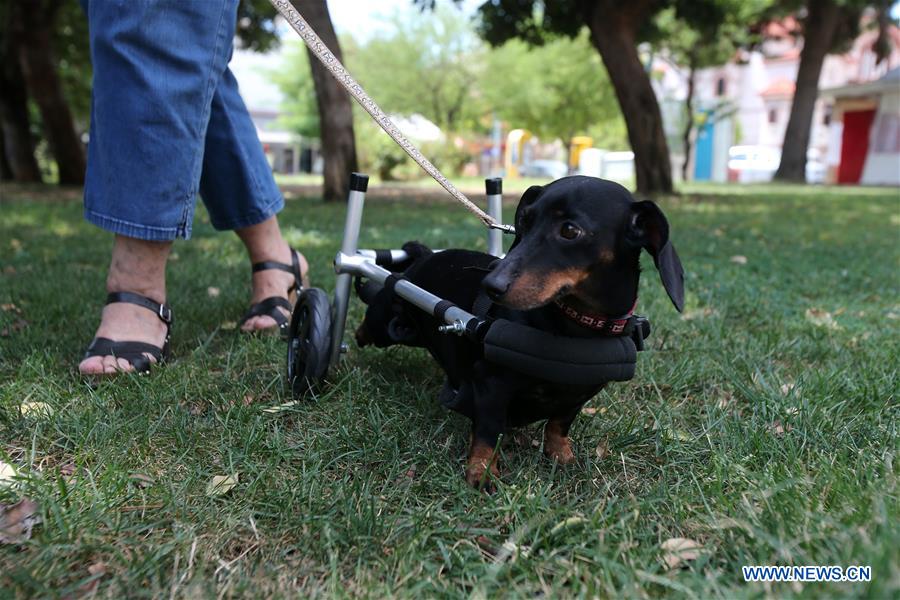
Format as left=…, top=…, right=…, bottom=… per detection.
left=287, top=288, right=332, bottom=397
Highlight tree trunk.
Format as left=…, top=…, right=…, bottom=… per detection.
left=681, top=53, right=697, bottom=182
left=585, top=2, right=673, bottom=194
left=0, top=130, right=12, bottom=181
left=773, top=0, right=841, bottom=183
left=12, top=0, right=86, bottom=185
left=0, top=53, right=42, bottom=183
left=292, top=0, right=358, bottom=202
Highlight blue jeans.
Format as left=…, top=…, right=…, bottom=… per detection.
left=81, top=0, right=283, bottom=241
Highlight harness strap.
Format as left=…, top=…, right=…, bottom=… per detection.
left=472, top=290, right=495, bottom=319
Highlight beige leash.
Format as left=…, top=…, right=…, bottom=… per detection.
left=269, top=0, right=514, bottom=233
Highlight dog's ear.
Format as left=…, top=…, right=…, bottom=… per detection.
left=510, top=185, right=543, bottom=250
left=628, top=200, right=684, bottom=312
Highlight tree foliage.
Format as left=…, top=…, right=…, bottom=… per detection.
left=274, top=5, right=629, bottom=178
left=348, top=6, right=486, bottom=135
left=269, top=41, right=321, bottom=138
left=481, top=31, right=623, bottom=149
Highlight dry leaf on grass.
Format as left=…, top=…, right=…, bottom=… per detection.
left=595, top=439, right=610, bottom=460
left=682, top=307, right=717, bottom=321
left=780, top=383, right=795, bottom=395
left=550, top=516, right=588, bottom=535
left=715, top=389, right=735, bottom=410
left=770, top=421, right=793, bottom=436
left=220, top=321, right=237, bottom=331
left=0, top=498, right=40, bottom=544
left=0, top=318, right=29, bottom=337
left=0, top=461, right=18, bottom=488
left=805, top=308, right=839, bottom=329
left=0, top=303, right=22, bottom=313
left=730, top=255, right=748, bottom=265
left=207, top=286, right=221, bottom=298
left=661, top=537, right=703, bottom=569
left=206, top=474, right=238, bottom=496
left=20, top=402, right=53, bottom=417
left=130, top=473, right=154, bottom=488
left=669, top=429, right=693, bottom=442
left=262, top=401, right=299, bottom=414
left=78, top=561, right=108, bottom=595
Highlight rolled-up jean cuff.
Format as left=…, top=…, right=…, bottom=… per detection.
left=207, top=195, right=284, bottom=231
left=84, top=208, right=188, bottom=241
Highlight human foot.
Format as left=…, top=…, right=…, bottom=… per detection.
left=236, top=216, right=309, bottom=334
left=239, top=244, right=310, bottom=333
left=79, top=293, right=172, bottom=374
left=79, top=235, right=172, bottom=375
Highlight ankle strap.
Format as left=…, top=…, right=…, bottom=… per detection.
left=106, top=291, right=173, bottom=325
left=251, top=249, right=301, bottom=276
left=251, top=260, right=295, bottom=275
left=251, top=248, right=303, bottom=292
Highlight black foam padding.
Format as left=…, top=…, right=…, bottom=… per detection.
left=355, top=278, right=383, bottom=305
left=485, top=177, right=502, bottom=195
left=374, top=249, right=392, bottom=266
left=350, top=172, right=369, bottom=192
left=483, top=319, right=637, bottom=385
left=383, top=274, right=403, bottom=296
left=433, top=300, right=455, bottom=321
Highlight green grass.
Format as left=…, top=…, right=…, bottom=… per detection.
left=1, top=184, right=898, bottom=598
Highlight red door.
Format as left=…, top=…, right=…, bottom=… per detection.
left=838, top=109, right=876, bottom=184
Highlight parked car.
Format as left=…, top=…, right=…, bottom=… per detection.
left=727, top=145, right=781, bottom=183
left=727, top=145, right=826, bottom=184
left=520, top=159, right=568, bottom=179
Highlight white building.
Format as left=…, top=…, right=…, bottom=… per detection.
left=652, top=15, right=900, bottom=182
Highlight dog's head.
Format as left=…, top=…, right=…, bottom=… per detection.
left=482, top=176, right=684, bottom=313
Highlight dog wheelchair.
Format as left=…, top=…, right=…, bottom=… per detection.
left=286, top=173, right=651, bottom=397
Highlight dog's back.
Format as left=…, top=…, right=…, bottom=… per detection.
left=356, top=247, right=496, bottom=387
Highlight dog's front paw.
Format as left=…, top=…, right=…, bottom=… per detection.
left=543, top=438, right=576, bottom=464
left=465, top=458, right=500, bottom=492
left=543, top=420, right=576, bottom=465
left=466, top=439, right=500, bottom=492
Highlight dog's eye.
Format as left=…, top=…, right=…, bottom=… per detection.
left=559, top=222, right=582, bottom=240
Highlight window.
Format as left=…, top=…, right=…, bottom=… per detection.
left=768, top=108, right=778, bottom=124
left=716, top=77, right=726, bottom=96
left=823, top=105, right=833, bottom=126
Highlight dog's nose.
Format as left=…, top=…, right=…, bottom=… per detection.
left=482, top=276, right=509, bottom=300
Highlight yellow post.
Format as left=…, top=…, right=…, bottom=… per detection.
left=504, top=129, right=532, bottom=178
left=569, top=136, right=593, bottom=172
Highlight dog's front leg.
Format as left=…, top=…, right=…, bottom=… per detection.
left=543, top=406, right=582, bottom=465
left=465, top=369, right=513, bottom=491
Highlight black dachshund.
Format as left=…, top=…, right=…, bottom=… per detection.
left=356, top=176, right=684, bottom=489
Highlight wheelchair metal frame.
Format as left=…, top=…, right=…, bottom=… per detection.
left=327, top=173, right=506, bottom=366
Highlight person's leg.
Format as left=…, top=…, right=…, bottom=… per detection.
left=79, top=0, right=238, bottom=372
left=198, top=66, right=308, bottom=332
